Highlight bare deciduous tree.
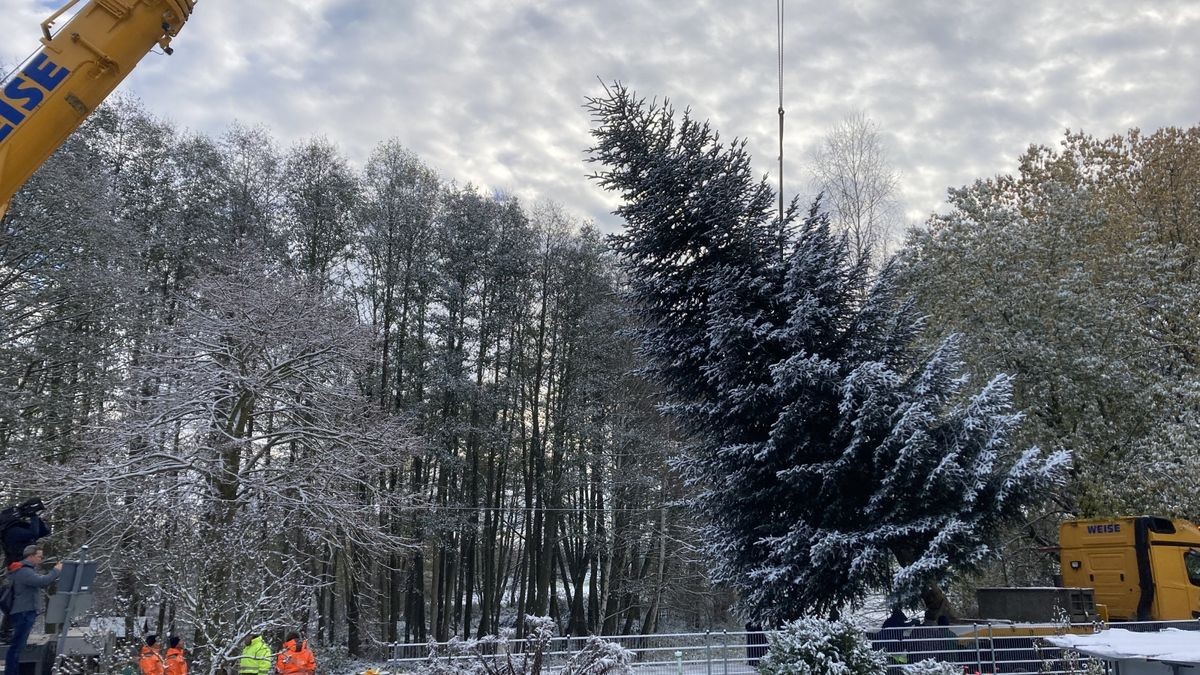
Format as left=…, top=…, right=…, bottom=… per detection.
left=16, top=271, right=418, bottom=673
left=810, top=112, right=900, bottom=270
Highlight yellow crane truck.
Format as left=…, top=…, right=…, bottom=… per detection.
left=0, top=0, right=196, bottom=221
left=975, top=516, right=1200, bottom=626
left=897, top=519, right=1200, bottom=673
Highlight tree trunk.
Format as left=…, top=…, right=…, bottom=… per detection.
left=892, top=544, right=957, bottom=622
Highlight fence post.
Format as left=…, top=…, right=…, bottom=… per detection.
left=706, top=630, right=713, bottom=675
left=974, top=622, right=982, bottom=674
left=723, top=629, right=729, bottom=675
left=676, top=650, right=684, bottom=675
left=988, top=622, right=997, bottom=675
left=993, top=619, right=1003, bottom=672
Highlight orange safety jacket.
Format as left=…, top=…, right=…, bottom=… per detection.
left=165, top=646, right=188, bottom=675
left=138, top=645, right=165, bottom=675
left=276, top=639, right=316, bottom=675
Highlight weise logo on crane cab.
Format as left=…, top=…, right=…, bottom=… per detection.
left=0, top=53, right=72, bottom=143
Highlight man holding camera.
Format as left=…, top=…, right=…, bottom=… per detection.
left=0, top=498, right=50, bottom=646
left=4, top=545, right=62, bottom=675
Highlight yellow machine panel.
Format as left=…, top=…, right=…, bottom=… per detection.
left=0, top=0, right=196, bottom=220
left=1060, top=518, right=1141, bottom=620
left=1060, top=516, right=1200, bottom=621
left=1147, top=519, right=1200, bottom=619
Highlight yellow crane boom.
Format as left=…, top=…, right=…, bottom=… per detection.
left=0, top=0, right=196, bottom=220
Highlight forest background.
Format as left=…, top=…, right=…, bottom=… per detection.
left=2, top=94, right=1199, bottom=665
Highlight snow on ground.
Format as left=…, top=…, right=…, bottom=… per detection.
left=1046, top=629, right=1200, bottom=664
left=328, top=665, right=757, bottom=675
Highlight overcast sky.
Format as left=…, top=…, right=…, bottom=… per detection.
left=2, top=0, right=1198, bottom=232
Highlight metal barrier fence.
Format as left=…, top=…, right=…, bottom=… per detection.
left=379, top=620, right=1200, bottom=674
left=385, top=631, right=762, bottom=675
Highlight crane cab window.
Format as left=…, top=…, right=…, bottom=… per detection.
left=1186, top=549, right=1200, bottom=586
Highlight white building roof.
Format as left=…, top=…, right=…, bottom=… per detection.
left=1046, top=629, right=1200, bottom=666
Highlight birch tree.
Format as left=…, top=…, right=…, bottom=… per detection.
left=811, top=112, right=900, bottom=271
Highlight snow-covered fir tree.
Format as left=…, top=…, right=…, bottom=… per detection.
left=586, top=82, right=1070, bottom=623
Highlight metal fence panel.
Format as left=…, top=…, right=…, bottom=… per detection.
left=377, top=620, right=1200, bottom=674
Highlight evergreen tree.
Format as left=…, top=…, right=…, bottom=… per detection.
left=587, top=83, right=1069, bottom=623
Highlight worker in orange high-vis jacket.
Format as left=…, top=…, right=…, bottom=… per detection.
left=165, top=636, right=188, bottom=675
left=276, top=632, right=316, bottom=675
left=138, top=635, right=166, bottom=675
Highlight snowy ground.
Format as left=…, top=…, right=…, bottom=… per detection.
left=1046, top=628, right=1200, bottom=664
left=329, top=664, right=757, bottom=675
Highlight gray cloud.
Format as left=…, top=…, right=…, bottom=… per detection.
left=2, top=0, right=1197, bottom=231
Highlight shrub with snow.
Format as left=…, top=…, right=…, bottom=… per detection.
left=415, top=617, right=632, bottom=675
left=561, top=636, right=634, bottom=675
left=759, top=618, right=888, bottom=675
left=902, top=659, right=963, bottom=675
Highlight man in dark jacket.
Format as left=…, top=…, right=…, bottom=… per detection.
left=4, top=545, right=62, bottom=675
left=0, top=499, right=49, bottom=642
left=1, top=514, right=50, bottom=566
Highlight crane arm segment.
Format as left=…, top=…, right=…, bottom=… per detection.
left=0, top=0, right=197, bottom=220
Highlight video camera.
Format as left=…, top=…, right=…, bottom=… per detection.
left=0, top=498, right=45, bottom=521
left=0, top=497, right=50, bottom=564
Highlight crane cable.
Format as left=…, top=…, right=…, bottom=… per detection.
left=777, top=0, right=785, bottom=228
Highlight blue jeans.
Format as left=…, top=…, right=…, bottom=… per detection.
left=4, top=610, right=36, bottom=675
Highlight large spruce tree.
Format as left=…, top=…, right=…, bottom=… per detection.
left=587, top=83, right=1070, bottom=623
